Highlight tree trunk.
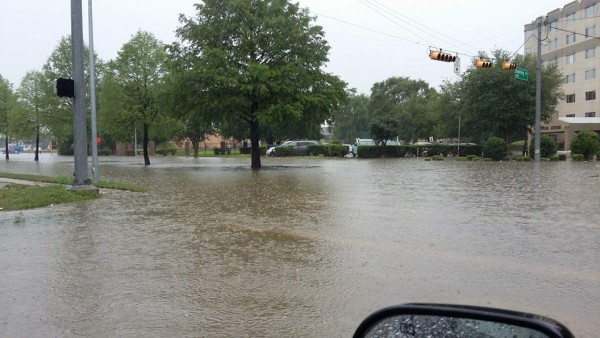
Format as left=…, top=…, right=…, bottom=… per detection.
left=4, top=136, right=8, bottom=160
left=143, top=123, right=150, bottom=165
left=250, top=119, right=261, bottom=169
left=193, top=138, right=200, bottom=158
left=34, top=125, right=40, bottom=162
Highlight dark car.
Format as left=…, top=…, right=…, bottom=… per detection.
left=267, top=140, right=318, bottom=156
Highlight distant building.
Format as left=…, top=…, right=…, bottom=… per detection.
left=524, top=0, right=600, bottom=150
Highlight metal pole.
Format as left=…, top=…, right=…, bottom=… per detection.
left=71, top=0, right=89, bottom=184
left=88, top=0, right=99, bottom=183
left=457, top=112, right=461, bottom=156
left=534, top=16, right=543, bottom=162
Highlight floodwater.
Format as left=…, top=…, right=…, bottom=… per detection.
left=1, top=153, right=599, bottom=337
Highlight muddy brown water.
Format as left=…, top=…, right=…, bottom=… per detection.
left=1, top=154, right=598, bottom=337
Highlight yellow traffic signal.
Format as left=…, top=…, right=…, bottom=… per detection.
left=502, top=60, right=517, bottom=70
left=474, top=58, right=492, bottom=68
left=429, top=50, right=457, bottom=62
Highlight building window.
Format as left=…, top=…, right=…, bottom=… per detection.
left=565, top=73, right=576, bottom=83
left=586, top=4, right=596, bottom=18
left=566, top=53, right=576, bottom=64
left=566, top=94, right=576, bottom=103
left=549, top=38, right=558, bottom=50
left=549, top=21, right=558, bottom=31
left=585, top=69, right=596, bottom=80
left=546, top=58, right=558, bottom=68
left=585, top=112, right=596, bottom=117
left=566, top=114, right=576, bottom=117
left=586, top=47, right=596, bottom=59
left=586, top=90, right=596, bottom=100
left=586, top=26, right=596, bottom=38
left=566, top=13, right=576, bottom=24
left=566, top=33, right=576, bottom=44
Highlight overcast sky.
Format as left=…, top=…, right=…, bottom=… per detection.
left=1, top=0, right=571, bottom=94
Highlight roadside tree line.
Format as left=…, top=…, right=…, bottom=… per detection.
left=1, top=0, right=568, bottom=169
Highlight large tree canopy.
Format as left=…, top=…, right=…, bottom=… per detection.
left=176, top=0, right=347, bottom=169
left=368, top=76, right=437, bottom=143
left=99, top=31, right=168, bottom=165
left=458, top=49, right=564, bottom=149
left=0, top=75, right=17, bottom=159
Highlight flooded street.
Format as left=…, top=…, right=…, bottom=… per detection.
left=1, top=154, right=599, bottom=337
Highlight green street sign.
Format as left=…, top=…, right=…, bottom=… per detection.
left=515, top=68, right=528, bottom=81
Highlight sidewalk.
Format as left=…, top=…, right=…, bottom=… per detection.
left=0, top=178, right=54, bottom=189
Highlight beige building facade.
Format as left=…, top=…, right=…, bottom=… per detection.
left=524, top=0, right=600, bottom=150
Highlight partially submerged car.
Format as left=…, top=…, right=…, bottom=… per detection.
left=267, top=140, right=318, bottom=156
left=351, top=138, right=376, bottom=157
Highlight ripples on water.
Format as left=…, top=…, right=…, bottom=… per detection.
left=0, top=154, right=598, bottom=337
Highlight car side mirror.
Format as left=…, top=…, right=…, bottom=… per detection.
left=353, top=304, right=575, bottom=338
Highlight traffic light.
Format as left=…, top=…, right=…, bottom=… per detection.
left=53, top=78, right=74, bottom=98
left=429, top=50, right=457, bottom=62
left=502, top=60, right=517, bottom=70
left=474, top=58, right=492, bottom=68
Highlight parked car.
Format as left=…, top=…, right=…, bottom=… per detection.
left=267, top=140, right=318, bottom=156
left=2, top=144, right=22, bottom=154
left=351, top=138, right=375, bottom=157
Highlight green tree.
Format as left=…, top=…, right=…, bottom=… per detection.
left=16, top=70, right=48, bottom=161
left=176, top=0, right=347, bottom=169
left=370, top=116, right=399, bottom=145
left=41, top=36, right=100, bottom=155
left=570, top=130, right=600, bottom=160
left=0, top=75, right=17, bottom=159
left=529, top=134, right=557, bottom=158
left=100, top=31, right=168, bottom=165
left=483, top=136, right=507, bottom=161
left=430, top=81, right=462, bottom=140
left=368, top=76, right=436, bottom=143
left=331, top=93, right=370, bottom=142
left=458, top=49, right=563, bottom=154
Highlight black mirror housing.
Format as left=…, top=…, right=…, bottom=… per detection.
left=353, top=303, right=575, bottom=338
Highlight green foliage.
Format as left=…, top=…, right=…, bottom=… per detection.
left=458, top=49, right=564, bottom=145
left=572, top=153, right=584, bottom=161
left=368, top=76, right=437, bottom=143
left=307, top=144, right=348, bottom=157
left=331, top=94, right=370, bottom=142
left=483, top=136, right=507, bottom=161
left=432, top=155, right=444, bottom=161
left=558, top=154, right=567, bottom=161
left=466, top=155, right=478, bottom=161
left=176, top=0, right=347, bottom=169
left=370, top=116, right=400, bottom=145
left=529, top=134, right=557, bottom=158
left=570, top=130, right=600, bottom=160
left=99, top=31, right=168, bottom=165
left=457, top=157, right=468, bottom=161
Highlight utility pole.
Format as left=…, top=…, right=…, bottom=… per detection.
left=71, top=0, right=89, bottom=185
left=88, top=0, right=99, bottom=183
left=534, top=16, right=543, bottom=162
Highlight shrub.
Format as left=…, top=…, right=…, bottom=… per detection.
left=550, top=155, right=559, bottom=161
left=456, top=157, right=468, bottom=161
left=529, top=134, right=558, bottom=158
left=432, top=155, right=444, bottom=161
left=483, top=137, right=507, bottom=161
left=213, top=147, right=221, bottom=155
left=558, top=154, right=567, bottom=161
left=483, top=157, right=492, bottom=161
left=572, top=153, right=585, bottom=161
left=571, top=130, right=600, bottom=160
left=466, top=155, right=478, bottom=161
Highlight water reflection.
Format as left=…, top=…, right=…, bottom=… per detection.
left=0, top=154, right=598, bottom=337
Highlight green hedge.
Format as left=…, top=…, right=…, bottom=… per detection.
left=307, top=144, right=348, bottom=157
left=355, top=144, right=483, bottom=158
